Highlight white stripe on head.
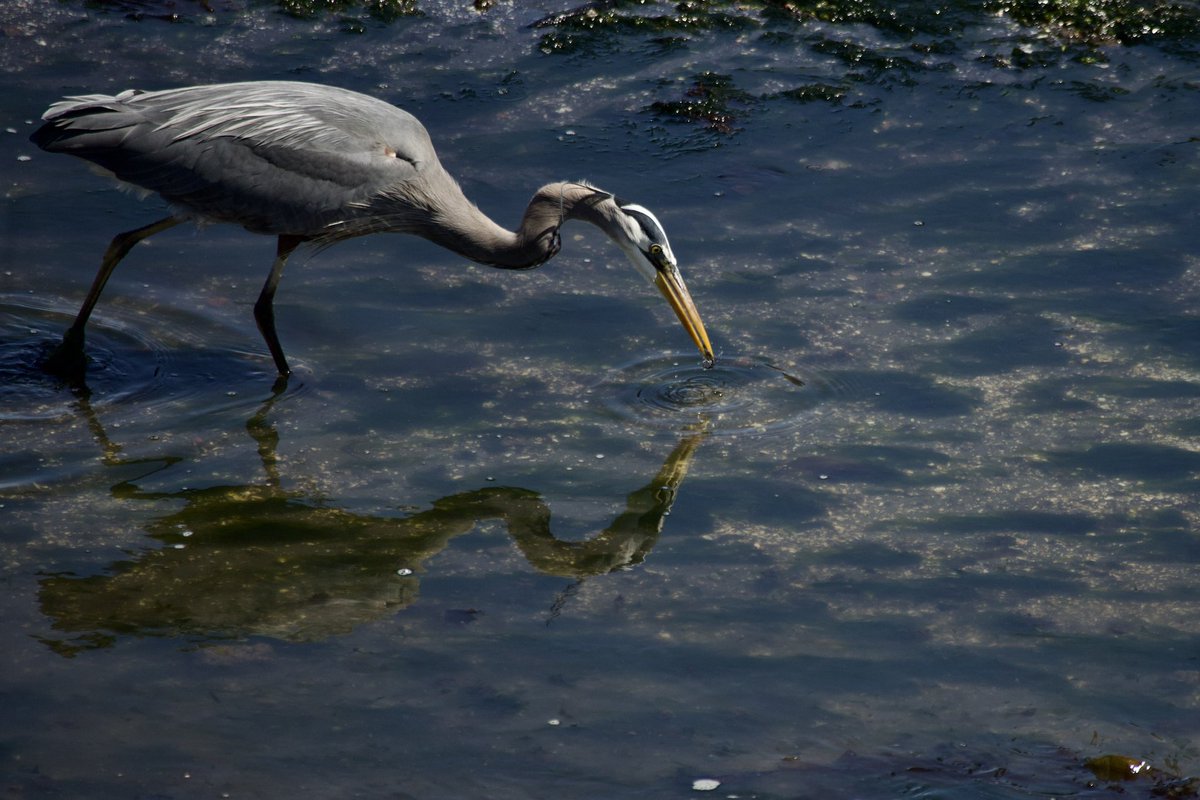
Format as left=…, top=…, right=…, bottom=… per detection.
left=619, top=202, right=676, bottom=265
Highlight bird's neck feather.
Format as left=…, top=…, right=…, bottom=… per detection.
left=424, top=181, right=607, bottom=270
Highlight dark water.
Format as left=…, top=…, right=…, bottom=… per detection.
left=1, top=1, right=1198, bottom=797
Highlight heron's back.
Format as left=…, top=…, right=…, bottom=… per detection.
left=32, top=81, right=444, bottom=237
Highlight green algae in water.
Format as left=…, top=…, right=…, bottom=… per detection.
left=647, top=71, right=755, bottom=133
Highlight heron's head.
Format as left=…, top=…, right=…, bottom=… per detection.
left=586, top=192, right=715, bottom=365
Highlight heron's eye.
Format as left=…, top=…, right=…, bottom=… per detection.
left=649, top=244, right=664, bottom=259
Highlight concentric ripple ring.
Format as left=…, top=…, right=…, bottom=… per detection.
left=593, top=354, right=838, bottom=435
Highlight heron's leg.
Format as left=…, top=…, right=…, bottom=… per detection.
left=254, top=235, right=306, bottom=377
left=43, top=215, right=183, bottom=376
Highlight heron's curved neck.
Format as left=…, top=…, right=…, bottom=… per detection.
left=431, top=181, right=605, bottom=270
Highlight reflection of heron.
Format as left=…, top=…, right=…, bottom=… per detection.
left=38, top=391, right=709, bottom=651
left=31, top=81, right=714, bottom=381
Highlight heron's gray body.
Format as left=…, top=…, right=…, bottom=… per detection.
left=34, top=82, right=478, bottom=246
left=32, top=80, right=713, bottom=380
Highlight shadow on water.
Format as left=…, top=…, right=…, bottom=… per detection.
left=36, top=389, right=710, bottom=654
left=1040, top=442, right=1200, bottom=493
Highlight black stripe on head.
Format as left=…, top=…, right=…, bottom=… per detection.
left=619, top=203, right=670, bottom=249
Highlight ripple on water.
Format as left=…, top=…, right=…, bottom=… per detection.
left=594, top=354, right=843, bottom=435
left=0, top=300, right=276, bottom=422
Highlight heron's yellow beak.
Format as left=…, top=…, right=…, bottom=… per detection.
left=654, top=266, right=715, bottom=365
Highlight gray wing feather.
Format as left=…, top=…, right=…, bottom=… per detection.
left=33, top=81, right=436, bottom=236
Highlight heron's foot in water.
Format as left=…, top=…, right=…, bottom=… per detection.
left=40, top=328, right=88, bottom=382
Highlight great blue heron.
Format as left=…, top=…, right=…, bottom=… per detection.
left=31, top=80, right=714, bottom=380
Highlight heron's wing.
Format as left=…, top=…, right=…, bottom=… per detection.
left=33, top=82, right=435, bottom=236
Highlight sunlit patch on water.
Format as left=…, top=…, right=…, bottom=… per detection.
left=0, top=299, right=278, bottom=421
left=593, top=354, right=844, bottom=435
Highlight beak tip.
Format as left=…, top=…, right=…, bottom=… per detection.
left=655, top=268, right=714, bottom=371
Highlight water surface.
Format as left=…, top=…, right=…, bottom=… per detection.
left=1, top=1, right=1198, bottom=797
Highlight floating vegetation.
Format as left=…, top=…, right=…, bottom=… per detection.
left=273, top=0, right=421, bottom=23
left=763, top=0, right=969, bottom=38
left=58, top=0, right=1200, bottom=135
left=648, top=72, right=856, bottom=136
left=1084, top=754, right=1199, bottom=798
left=533, top=0, right=758, bottom=54
left=646, top=71, right=755, bottom=133
left=774, top=82, right=848, bottom=104
left=68, top=0, right=1200, bottom=57
left=810, top=36, right=935, bottom=86
left=75, top=0, right=426, bottom=24
left=531, top=0, right=1200, bottom=55
left=1086, top=754, right=1153, bottom=782
left=524, top=0, right=1200, bottom=137
left=988, top=0, right=1200, bottom=46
